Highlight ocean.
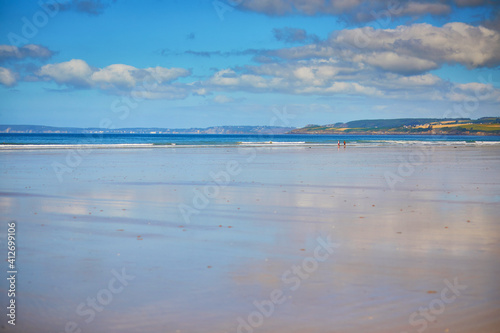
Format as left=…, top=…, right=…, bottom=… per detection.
left=0, top=133, right=499, bottom=149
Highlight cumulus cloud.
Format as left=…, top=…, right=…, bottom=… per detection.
left=91, top=63, right=136, bottom=88
left=352, top=52, right=439, bottom=75
left=0, top=67, right=17, bottom=86
left=250, top=59, right=361, bottom=85
left=38, top=59, right=94, bottom=88
left=268, top=22, right=500, bottom=73
left=0, top=44, right=55, bottom=63
left=206, top=59, right=383, bottom=97
left=203, top=53, right=500, bottom=105
left=37, top=59, right=191, bottom=99
left=239, top=0, right=499, bottom=27
left=336, top=23, right=500, bottom=69
left=383, top=73, right=442, bottom=88
left=208, top=68, right=286, bottom=92
left=196, top=19, right=500, bottom=104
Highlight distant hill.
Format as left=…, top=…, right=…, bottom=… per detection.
left=0, top=125, right=295, bottom=135
left=290, top=117, right=500, bottom=135
left=3, top=117, right=499, bottom=135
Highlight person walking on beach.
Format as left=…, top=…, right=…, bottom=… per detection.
left=338, top=140, right=340, bottom=147
left=343, top=140, right=346, bottom=147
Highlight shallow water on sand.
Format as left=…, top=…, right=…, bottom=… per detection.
left=1, top=146, right=499, bottom=332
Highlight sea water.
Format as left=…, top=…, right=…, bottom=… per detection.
left=0, top=133, right=499, bottom=149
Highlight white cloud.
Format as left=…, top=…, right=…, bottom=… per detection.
left=457, top=82, right=492, bottom=92
left=268, top=22, right=500, bottom=74
left=203, top=55, right=500, bottom=105
left=144, top=67, right=190, bottom=84
left=91, top=64, right=137, bottom=88
left=38, top=59, right=93, bottom=87
left=37, top=59, right=191, bottom=99
left=390, top=73, right=442, bottom=87
left=251, top=58, right=360, bottom=83
left=334, top=23, right=500, bottom=69
left=353, top=52, right=439, bottom=74
left=208, top=69, right=286, bottom=91
left=90, top=64, right=191, bottom=90
left=207, top=60, right=381, bottom=97
left=0, top=67, right=17, bottom=86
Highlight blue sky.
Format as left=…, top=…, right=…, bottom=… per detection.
left=0, top=0, right=499, bottom=128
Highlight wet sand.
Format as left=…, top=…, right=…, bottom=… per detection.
left=1, top=145, right=499, bottom=332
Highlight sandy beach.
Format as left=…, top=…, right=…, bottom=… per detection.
left=1, top=145, right=499, bottom=333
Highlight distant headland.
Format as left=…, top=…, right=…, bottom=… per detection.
left=1, top=117, right=499, bottom=135
left=289, top=117, right=500, bottom=136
